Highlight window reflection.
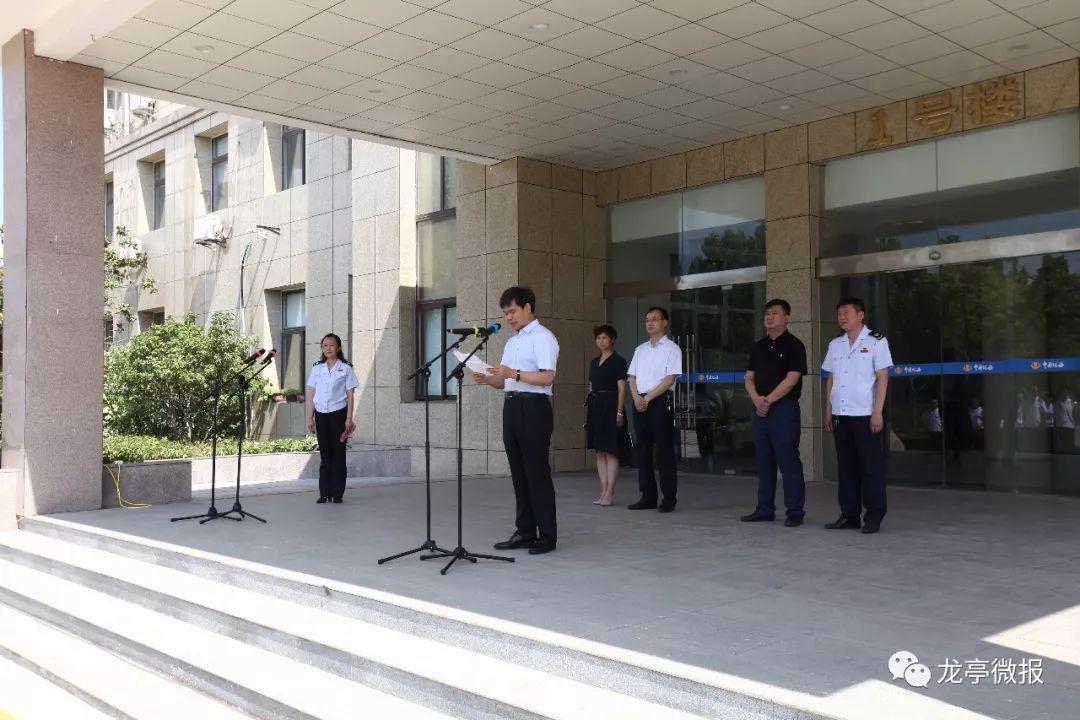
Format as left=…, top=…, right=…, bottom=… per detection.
left=609, top=176, right=765, bottom=284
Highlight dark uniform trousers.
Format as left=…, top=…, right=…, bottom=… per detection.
left=753, top=397, right=805, bottom=517
left=833, top=414, right=887, bottom=524
left=313, top=407, right=348, bottom=500
left=634, top=393, right=677, bottom=504
left=503, top=393, right=557, bottom=544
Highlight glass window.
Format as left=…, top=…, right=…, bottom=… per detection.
left=417, top=154, right=456, bottom=216
left=283, top=290, right=305, bottom=329
left=822, top=112, right=1080, bottom=256
left=820, top=251, right=1080, bottom=496
left=152, top=160, right=165, bottom=230
left=105, top=181, right=114, bottom=238
left=417, top=301, right=458, bottom=398
left=417, top=216, right=457, bottom=301
left=211, top=134, right=228, bottom=211
left=282, top=126, right=305, bottom=190
left=281, top=290, right=306, bottom=391
left=106, top=90, right=118, bottom=110
left=609, top=176, right=765, bottom=284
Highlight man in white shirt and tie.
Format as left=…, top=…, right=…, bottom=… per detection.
left=627, top=306, right=683, bottom=513
left=473, top=286, right=561, bottom=555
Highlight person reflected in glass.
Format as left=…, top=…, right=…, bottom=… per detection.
left=586, top=325, right=627, bottom=506
left=306, top=333, right=358, bottom=504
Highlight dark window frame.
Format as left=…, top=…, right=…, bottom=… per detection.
left=282, top=126, right=306, bottom=190
left=211, top=133, right=228, bottom=212
left=417, top=155, right=456, bottom=222
left=105, top=181, right=114, bottom=238
left=280, top=290, right=306, bottom=392
left=415, top=297, right=458, bottom=400
left=152, top=160, right=166, bottom=230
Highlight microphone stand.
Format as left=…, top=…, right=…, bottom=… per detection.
left=421, top=332, right=514, bottom=575
left=211, top=357, right=271, bottom=524
left=171, top=353, right=264, bottom=524
left=377, top=336, right=468, bottom=564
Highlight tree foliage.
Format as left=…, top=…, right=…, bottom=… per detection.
left=103, top=313, right=269, bottom=442
left=105, top=225, right=157, bottom=331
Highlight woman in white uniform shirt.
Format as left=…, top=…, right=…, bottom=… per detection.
left=306, top=333, right=358, bottom=504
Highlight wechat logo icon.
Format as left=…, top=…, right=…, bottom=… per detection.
left=889, top=650, right=931, bottom=689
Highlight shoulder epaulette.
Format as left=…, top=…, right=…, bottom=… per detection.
left=870, top=330, right=885, bottom=340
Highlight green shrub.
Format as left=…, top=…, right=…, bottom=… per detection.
left=103, top=313, right=270, bottom=441
left=103, top=434, right=319, bottom=464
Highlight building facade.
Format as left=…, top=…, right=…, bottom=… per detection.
left=105, top=57, right=1080, bottom=495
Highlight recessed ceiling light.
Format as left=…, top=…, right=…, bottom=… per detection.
left=194, top=44, right=215, bottom=53
left=529, top=22, right=549, bottom=31
left=504, top=121, right=519, bottom=127
left=778, top=104, right=792, bottom=110
left=1007, top=43, right=1029, bottom=53
left=369, top=88, right=382, bottom=94
left=668, top=68, right=688, bottom=76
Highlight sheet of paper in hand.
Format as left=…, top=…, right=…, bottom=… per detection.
left=453, top=349, right=493, bottom=375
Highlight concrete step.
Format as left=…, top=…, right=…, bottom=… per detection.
left=0, top=531, right=721, bottom=720
left=0, top=557, right=454, bottom=720
left=0, top=604, right=251, bottom=720
left=15, top=516, right=823, bottom=720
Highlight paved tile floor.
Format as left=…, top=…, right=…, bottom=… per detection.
left=54, top=472, right=1080, bottom=720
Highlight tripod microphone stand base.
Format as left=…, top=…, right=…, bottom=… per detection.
left=378, top=538, right=453, bottom=565
left=420, top=546, right=514, bottom=576
left=209, top=501, right=266, bottom=524
left=171, top=506, right=239, bottom=523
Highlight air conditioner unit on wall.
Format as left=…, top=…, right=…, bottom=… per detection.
left=194, top=215, right=227, bottom=248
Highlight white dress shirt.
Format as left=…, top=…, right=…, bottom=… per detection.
left=500, top=319, right=559, bottom=395
left=821, top=326, right=893, bottom=417
left=306, top=360, right=359, bottom=413
left=1058, top=397, right=1076, bottom=429
left=628, top=335, right=683, bottom=395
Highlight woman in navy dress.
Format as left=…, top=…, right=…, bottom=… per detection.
left=586, top=325, right=628, bottom=506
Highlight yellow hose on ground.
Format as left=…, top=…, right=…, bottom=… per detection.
left=103, top=464, right=152, bottom=509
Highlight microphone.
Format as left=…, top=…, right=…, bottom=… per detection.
left=447, top=322, right=501, bottom=338
left=242, top=348, right=266, bottom=365
left=257, top=349, right=278, bottom=368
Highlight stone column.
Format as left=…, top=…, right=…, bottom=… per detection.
left=763, top=126, right=824, bottom=481
left=455, top=157, right=602, bottom=474
left=2, top=31, right=105, bottom=514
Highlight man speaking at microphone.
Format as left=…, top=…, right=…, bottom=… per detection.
left=472, top=286, right=560, bottom=555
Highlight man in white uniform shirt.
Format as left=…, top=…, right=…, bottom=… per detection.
left=627, top=307, right=683, bottom=513
left=473, top=287, right=560, bottom=555
left=822, top=297, right=893, bottom=534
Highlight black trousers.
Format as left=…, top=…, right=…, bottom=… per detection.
left=634, top=394, right=677, bottom=504
left=833, top=415, right=886, bottom=524
left=753, top=398, right=805, bottom=518
left=503, top=394, right=557, bottom=544
left=314, top=407, right=348, bottom=500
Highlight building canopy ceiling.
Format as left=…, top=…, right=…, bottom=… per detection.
left=13, top=0, right=1080, bottom=169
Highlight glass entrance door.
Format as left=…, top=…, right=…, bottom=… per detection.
left=821, top=250, right=1080, bottom=495
left=609, top=281, right=765, bottom=474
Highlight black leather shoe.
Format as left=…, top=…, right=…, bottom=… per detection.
left=493, top=533, right=535, bottom=550
left=528, top=540, right=556, bottom=555
left=825, top=517, right=861, bottom=530
left=316, top=497, right=328, bottom=504
left=784, top=516, right=804, bottom=527
left=861, top=523, right=880, bottom=534
left=333, top=498, right=343, bottom=504
left=658, top=502, right=676, bottom=513
left=741, top=512, right=775, bottom=522
left=628, top=499, right=658, bottom=510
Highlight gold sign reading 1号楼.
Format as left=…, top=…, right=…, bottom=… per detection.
left=964, top=74, right=1023, bottom=129
left=866, top=109, right=892, bottom=148
left=908, top=89, right=961, bottom=140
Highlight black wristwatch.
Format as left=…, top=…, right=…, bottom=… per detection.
left=515, top=370, right=521, bottom=382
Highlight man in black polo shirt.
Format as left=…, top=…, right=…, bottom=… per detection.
left=740, top=298, right=808, bottom=527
